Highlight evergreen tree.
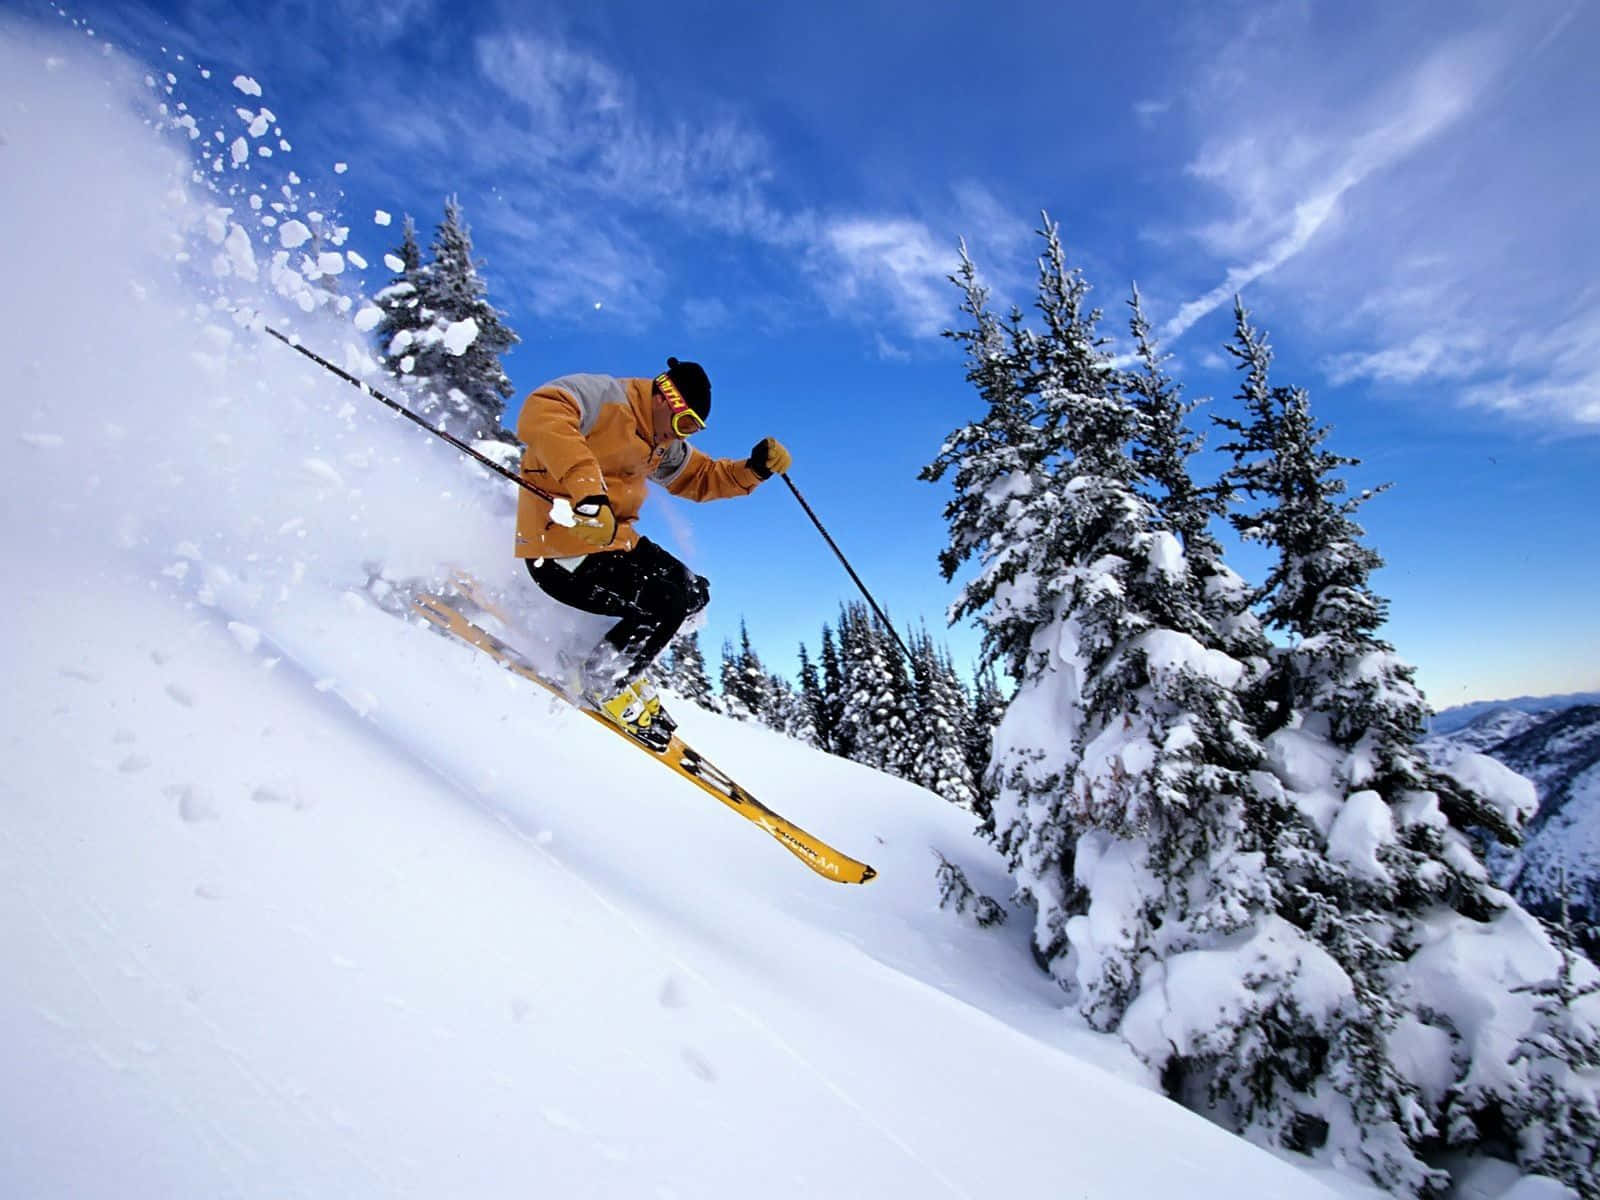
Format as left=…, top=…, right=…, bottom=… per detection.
left=819, top=625, right=849, bottom=760
left=1500, top=906, right=1600, bottom=1194
left=965, top=664, right=1007, bottom=829
left=919, top=238, right=1047, bottom=680
left=661, top=629, right=719, bottom=712
left=719, top=622, right=768, bottom=721
left=835, top=602, right=914, bottom=776
left=1203, top=297, right=1590, bottom=1196
left=1125, top=284, right=1226, bottom=574
left=795, top=643, right=829, bottom=751
left=927, top=228, right=1428, bottom=1193
left=404, top=197, right=520, bottom=442
left=996, top=222, right=1282, bottom=1033
left=907, top=629, right=979, bottom=810
left=766, top=673, right=814, bottom=743
left=371, top=214, right=429, bottom=378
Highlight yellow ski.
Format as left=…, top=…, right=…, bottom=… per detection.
left=409, top=592, right=877, bottom=886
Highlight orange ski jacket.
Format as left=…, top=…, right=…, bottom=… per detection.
left=514, top=373, right=764, bottom=559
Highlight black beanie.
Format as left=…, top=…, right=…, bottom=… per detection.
left=665, top=356, right=711, bottom=421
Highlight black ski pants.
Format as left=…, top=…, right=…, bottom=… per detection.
left=526, top=537, right=709, bottom=687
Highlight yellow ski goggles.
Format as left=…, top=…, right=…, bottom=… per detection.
left=654, top=372, right=707, bottom=438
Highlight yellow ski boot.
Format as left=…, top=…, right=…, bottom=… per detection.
left=588, top=677, right=671, bottom=751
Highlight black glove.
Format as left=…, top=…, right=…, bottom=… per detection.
left=746, top=437, right=792, bottom=480
left=571, top=494, right=617, bottom=547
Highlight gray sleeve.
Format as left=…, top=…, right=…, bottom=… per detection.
left=651, top=439, right=692, bottom=485
left=542, top=373, right=628, bottom=435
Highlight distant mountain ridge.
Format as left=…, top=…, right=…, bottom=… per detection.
left=1427, top=706, right=1545, bottom=752
left=1428, top=690, right=1600, bottom=736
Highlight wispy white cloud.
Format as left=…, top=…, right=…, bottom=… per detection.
left=465, top=211, right=638, bottom=329
left=814, top=217, right=954, bottom=338
left=1451, top=306, right=1600, bottom=429
left=1326, top=330, right=1489, bottom=387
left=472, top=34, right=801, bottom=248
left=808, top=183, right=1038, bottom=342
left=1163, top=30, right=1503, bottom=340
left=1154, top=3, right=1599, bottom=430
left=339, top=28, right=981, bottom=340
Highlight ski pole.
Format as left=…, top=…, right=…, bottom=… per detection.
left=779, top=472, right=914, bottom=665
left=260, top=324, right=556, bottom=503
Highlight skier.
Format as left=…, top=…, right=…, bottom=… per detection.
left=515, top=357, right=790, bottom=747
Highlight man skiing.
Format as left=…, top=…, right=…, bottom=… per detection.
left=515, top=357, right=790, bottom=748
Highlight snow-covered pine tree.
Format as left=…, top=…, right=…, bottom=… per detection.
left=795, top=643, right=829, bottom=751
left=660, top=629, right=719, bottom=713
left=965, top=664, right=1007, bottom=829
left=1501, top=902, right=1600, bottom=1195
left=1125, top=285, right=1227, bottom=574
left=908, top=628, right=979, bottom=810
left=919, top=239, right=1045, bottom=679
left=819, top=626, right=848, bottom=759
left=371, top=214, right=429, bottom=379
left=1209, top=296, right=1592, bottom=1197
left=719, top=622, right=768, bottom=722
left=1009, top=222, right=1286, bottom=1028
left=405, top=196, right=520, bottom=443
left=928, top=225, right=1416, bottom=1192
left=835, top=602, right=915, bottom=777
left=766, top=673, right=816, bottom=744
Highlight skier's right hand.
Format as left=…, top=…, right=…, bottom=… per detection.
left=571, top=495, right=617, bottom=547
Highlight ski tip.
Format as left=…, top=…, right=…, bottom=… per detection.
left=858, top=864, right=878, bottom=885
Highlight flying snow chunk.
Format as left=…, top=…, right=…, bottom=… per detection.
left=442, top=317, right=479, bottom=357
left=383, top=252, right=405, bottom=272
left=222, top=223, right=258, bottom=281
left=353, top=305, right=383, bottom=332
left=203, top=206, right=229, bottom=245
left=232, top=74, right=262, bottom=97
left=278, top=219, right=312, bottom=249
left=374, top=210, right=392, bottom=226
left=317, top=251, right=345, bottom=276
left=301, top=458, right=345, bottom=488
left=346, top=250, right=368, bottom=270
left=229, top=136, right=249, bottom=166
left=334, top=161, right=348, bottom=174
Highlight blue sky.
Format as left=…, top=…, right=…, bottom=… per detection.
left=21, top=0, right=1599, bottom=707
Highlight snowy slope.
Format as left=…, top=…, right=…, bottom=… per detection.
left=0, top=24, right=1407, bottom=1200
left=1423, top=699, right=1600, bottom=952
left=1491, top=707, right=1600, bottom=939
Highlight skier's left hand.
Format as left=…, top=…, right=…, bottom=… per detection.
left=747, top=437, right=792, bottom=480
